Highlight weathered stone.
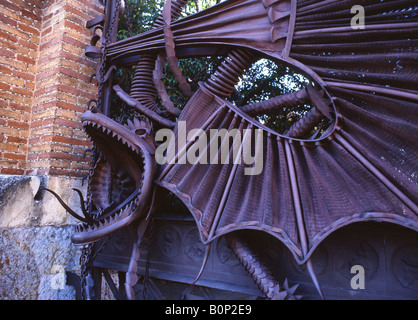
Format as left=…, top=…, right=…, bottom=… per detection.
left=38, top=274, right=76, bottom=300
left=0, top=175, right=41, bottom=227
left=37, top=176, right=87, bottom=226
left=0, top=228, right=40, bottom=300
left=0, top=174, right=86, bottom=300
left=0, top=174, right=87, bottom=228
left=0, top=226, right=82, bottom=300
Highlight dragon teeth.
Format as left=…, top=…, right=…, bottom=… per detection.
left=73, top=187, right=143, bottom=236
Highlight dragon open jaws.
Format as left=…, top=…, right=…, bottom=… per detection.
left=70, top=108, right=156, bottom=244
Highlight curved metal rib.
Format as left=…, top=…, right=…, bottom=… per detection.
left=43, top=188, right=93, bottom=224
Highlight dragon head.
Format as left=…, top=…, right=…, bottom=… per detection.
left=71, top=108, right=156, bottom=244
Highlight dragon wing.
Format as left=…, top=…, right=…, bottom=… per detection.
left=155, top=0, right=418, bottom=265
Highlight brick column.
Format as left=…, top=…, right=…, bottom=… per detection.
left=0, top=0, right=103, bottom=178
left=29, top=0, right=102, bottom=177
left=0, top=0, right=41, bottom=175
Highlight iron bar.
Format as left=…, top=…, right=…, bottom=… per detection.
left=284, top=139, right=324, bottom=299
left=283, top=0, right=297, bottom=59
left=294, top=22, right=418, bottom=36
left=100, top=0, right=121, bottom=117
left=240, top=87, right=309, bottom=115
left=157, top=104, right=225, bottom=182
left=208, top=120, right=249, bottom=240
left=113, top=85, right=176, bottom=128
left=325, top=81, right=418, bottom=102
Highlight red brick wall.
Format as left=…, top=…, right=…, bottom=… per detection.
left=0, top=0, right=40, bottom=175
left=0, top=0, right=102, bottom=177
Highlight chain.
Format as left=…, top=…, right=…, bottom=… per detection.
left=142, top=219, right=154, bottom=300
left=124, top=0, right=133, bottom=38
left=96, top=0, right=121, bottom=111
left=80, top=236, right=112, bottom=300
left=79, top=1, right=122, bottom=300
left=79, top=243, right=93, bottom=300
left=85, top=0, right=121, bottom=204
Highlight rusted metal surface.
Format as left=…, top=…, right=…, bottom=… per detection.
left=92, top=220, right=418, bottom=300
left=46, top=0, right=418, bottom=299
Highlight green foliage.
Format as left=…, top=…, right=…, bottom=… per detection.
left=231, top=59, right=311, bottom=133
left=162, top=56, right=223, bottom=110
left=118, top=0, right=165, bottom=40
left=113, top=0, right=224, bottom=121
left=181, top=0, right=224, bottom=16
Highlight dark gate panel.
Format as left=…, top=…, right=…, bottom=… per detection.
left=94, top=216, right=418, bottom=300
left=272, top=222, right=418, bottom=299
left=93, top=213, right=262, bottom=297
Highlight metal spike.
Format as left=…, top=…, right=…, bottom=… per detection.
left=306, top=259, right=325, bottom=300
left=271, top=286, right=288, bottom=300
left=287, top=284, right=299, bottom=296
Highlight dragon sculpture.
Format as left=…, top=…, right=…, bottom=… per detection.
left=46, top=0, right=418, bottom=300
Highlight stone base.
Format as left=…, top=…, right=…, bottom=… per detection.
left=0, top=226, right=82, bottom=300
left=0, top=174, right=86, bottom=300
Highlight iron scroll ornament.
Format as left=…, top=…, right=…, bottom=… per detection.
left=48, top=0, right=418, bottom=299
